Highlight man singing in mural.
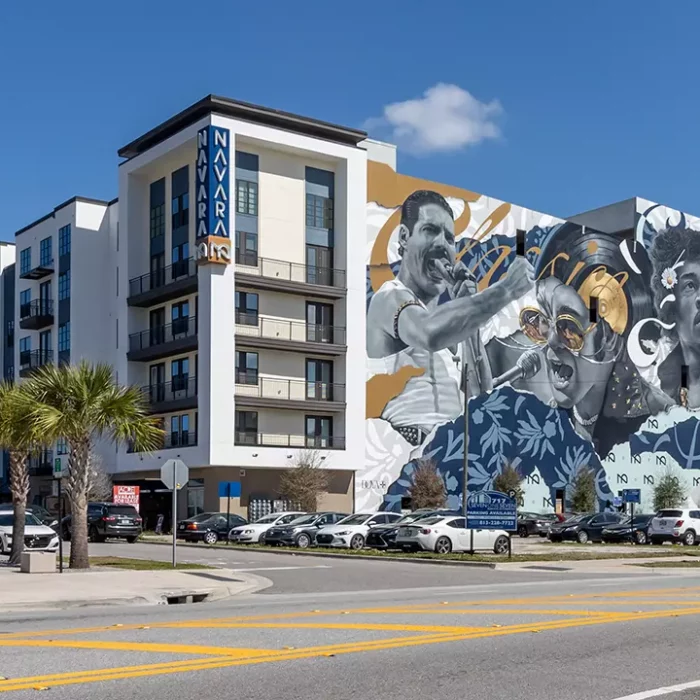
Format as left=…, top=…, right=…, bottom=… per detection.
left=651, top=225, right=700, bottom=407
left=518, top=224, right=672, bottom=456
left=366, top=189, right=534, bottom=446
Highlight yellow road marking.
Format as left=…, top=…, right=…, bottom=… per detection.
left=180, top=622, right=490, bottom=633
left=2, top=605, right=700, bottom=692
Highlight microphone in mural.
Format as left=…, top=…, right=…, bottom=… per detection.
left=492, top=348, right=542, bottom=388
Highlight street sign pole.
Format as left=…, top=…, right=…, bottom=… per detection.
left=160, top=459, right=189, bottom=569
left=226, top=482, right=232, bottom=546
left=172, top=461, right=177, bottom=568
left=57, top=477, right=63, bottom=574
left=462, top=364, right=473, bottom=552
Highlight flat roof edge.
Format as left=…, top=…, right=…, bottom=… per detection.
left=15, top=196, right=113, bottom=236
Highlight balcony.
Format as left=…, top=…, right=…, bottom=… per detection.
left=19, top=300, right=54, bottom=331
left=20, top=261, right=53, bottom=281
left=128, top=432, right=198, bottom=453
left=127, top=317, right=198, bottom=362
left=234, top=433, right=345, bottom=449
left=127, top=258, right=198, bottom=307
left=28, top=449, right=53, bottom=477
left=141, top=377, right=198, bottom=414
left=235, top=254, right=346, bottom=299
left=235, top=375, right=345, bottom=412
left=19, top=350, right=53, bottom=377
left=235, top=314, right=346, bottom=356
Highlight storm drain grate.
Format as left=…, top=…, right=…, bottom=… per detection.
left=165, top=593, right=210, bottom=605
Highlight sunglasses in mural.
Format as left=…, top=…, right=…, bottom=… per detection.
left=519, top=307, right=596, bottom=354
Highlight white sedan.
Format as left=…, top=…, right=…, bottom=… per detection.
left=315, top=512, right=402, bottom=549
left=0, top=510, right=60, bottom=555
left=228, top=512, right=305, bottom=544
left=395, top=515, right=510, bottom=554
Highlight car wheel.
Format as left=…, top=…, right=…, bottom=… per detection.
left=518, top=525, right=529, bottom=538
left=296, top=533, right=311, bottom=549
left=89, top=526, right=101, bottom=543
left=204, top=531, right=218, bottom=545
left=258, top=532, right=266, bottom=544
left=635, top=530, right=648, bottom=545
left=493, top=535, right=509, bottom=555
left=434, top=536, right=452, bottom=555
left=349, top=534, right=365, bottom=550
left=126, top=536, right=138, bottom=544
left=577, top=530, right=589, bottom=544
left=683, top=530, right=696, bottom=546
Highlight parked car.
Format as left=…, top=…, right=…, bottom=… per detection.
left=228, top=512, right=305, bottom=544
left=516, top=512, right=559, bottom=538
left=602, top=514, right=655, bottom=544
left=61, top=502, right=143, bottom=543
left=649, top=509, right=700, bottom=546
left=548, top=512, right=627, bottom=543
left=178, top=512, right=247, bottom=544
left=27, top=505, right=57, bottom=528
left=366, top=510, right=460, bottom=550
left=315, top=512, right=402, bottom=549
left=0, top=510, right=60, bottom=555
left=263, top=512, right=347, bottom=548
left=395, top=515, right=510, bottom=554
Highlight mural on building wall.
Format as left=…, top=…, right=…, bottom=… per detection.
left=361, top=163, right=700, bottom=513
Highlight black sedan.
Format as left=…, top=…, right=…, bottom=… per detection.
left=516, top=512, right=559, bottom=538
left=263, top=512, right=347, bottom=548
left=601, top=514, right=655, bottom=545
left=548, top=512, right=627, bottom=544
left=366, top=509, right=460, bottom=550
left=178, top=512, right=247, bottom=544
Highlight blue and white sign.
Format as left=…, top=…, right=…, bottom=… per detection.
left=622, top=489, right=641, bottom=504
left=466, top=490, right=517, bottom=531
left=196, top=126, right=230, bottom=239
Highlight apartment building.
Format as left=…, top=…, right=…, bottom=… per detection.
left=0, top=243, right=16, bottom=499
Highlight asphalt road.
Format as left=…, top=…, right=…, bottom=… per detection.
left=2, top=572, right=700, bottom=699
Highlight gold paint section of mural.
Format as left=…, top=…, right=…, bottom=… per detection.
left=366, top=367, right=426, bottom=419
left=578, top=269, right=629, bottom=335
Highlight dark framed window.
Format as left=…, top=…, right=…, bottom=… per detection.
left=172, top=243, right=189, bottom=278
left=6, top=320, right=14, bottom=348
left=235, top=231, right=258, bottom=266
left=150, top=178, right=166, bottom=239
left=170, top=414, right=190, bottom=446
left=20, top=248, right=31, bottom=276
left=150, top=253, right=165, bottom=288
left=235, top=291, right=258, bottom=325
left=58, top=322, right=70, bottom=352
left=19, top=336, right=30, bottom=355
left=172, top=301, right=189, bottom=336
left=58, top=224, right=71, bottom=256
left=306, top=359, right=333, bottom=400
left=306, top=302, right=334, bottom=343
left=235, top=351, right=258, bottom=384
left=236, top=180, right=258, bottom=216
left=171, top=358, right=189, bottom=391
left=306, top=194, right=333, bottom=229
left=56, top=437, right=68, bottom=455
left=305, top=415, right=333, bottom=448
left=58, top=270, right=71, bottom=300
left=171, top=191, right=189, bottom=229
left=40, top=237, right=52, bottom=267
left=19, top=289, right=30, bottom=307
left=235, top=410, right=258, bottom=445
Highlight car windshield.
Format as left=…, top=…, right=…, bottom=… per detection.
left=254, top=514, right=283, bottom=524
left=0, top=512, right=42, bottom=527
left=187, top=513, right=217, bottom=523
left=564, top=514, right=588, bottom=523
left=337, top=514, right=373, bottom=526
left=413, top=517, right=443, bottom=525
left=633, top=515, right=653, bottom=526
left=657, top=510, right=683, bottom=518
left=107, top=506, right=138, bottom=516
left=287, top=515, right=318, bottom=526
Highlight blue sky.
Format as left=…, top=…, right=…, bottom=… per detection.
left=1, top=1, right=699, bottom=240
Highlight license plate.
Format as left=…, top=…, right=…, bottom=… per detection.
left=119, top=519, right=131, bottom=525
left=659, top=520, right=666, bottom=527
left=399, top=527, right=412, bottom=537
left=179, top=525, right=185, bottom=530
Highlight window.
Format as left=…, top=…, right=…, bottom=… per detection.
left=40, top=237, right=52, bottom=267
left=172, top=242, right=189, bottom=278
left=306, top=415, right=333, bottom=448
left=58, top=322, right=70, bottom=353
left=235, top=231, right=258, bottom=266
left=235, top=291, right=258, bottom=325
left=236, top=180, right=258, bottom=215
left=306, top=244, right=334, bottom=286
left=306, top=194, right=333, bottom=229
left=150, top=253, right=165, bottom=288
left=58, top=224, right=71, bottom=256
left=171, top=167, right=189, bottom=230
left=306, top=302, right=334, bottom=343
left=447, top=518, right=467, bottom=529
left=19, top=289, right=30, bottom=317
left=306, top=359, right=333, bottom=400
left=150, top=179, right=165, bottom=239
left=20, top=248, right=31, bottom=276
left=57, top=437, right=68, bottom=455
left=235, top=351, right=258, bottom=384
left=516, top=229, right=526, bottom=257
left=172, top=301, right=190, bottom=336
left=6, top=320, right=14, bottom=347
left=235, top=410, right=258, bottom=445
left=19, top=336, right=30, bottom=364
left=171, top=358, right=189, bottom=391
left=58, top=270, right=71, bottom=300
left=170, top=414, right=190, bottom=447
left=40, top=329, right=51, bottom=355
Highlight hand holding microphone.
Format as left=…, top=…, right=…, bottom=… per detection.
left=493, top=349, right=542, bottom=388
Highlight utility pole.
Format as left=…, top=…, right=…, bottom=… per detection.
left=462, top=363, right=474, bottom=552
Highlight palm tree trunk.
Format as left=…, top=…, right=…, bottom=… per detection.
left=8, top=451, right=29, bottom=566
left=67, top=440, right=91, bottom=569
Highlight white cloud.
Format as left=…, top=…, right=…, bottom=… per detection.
left=364, top=83, right=503, bottom=156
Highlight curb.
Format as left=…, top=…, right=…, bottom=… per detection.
left=140, top=539, right=497, bottom=568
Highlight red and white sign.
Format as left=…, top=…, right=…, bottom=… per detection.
left=113, top=485, right=140, bottom=512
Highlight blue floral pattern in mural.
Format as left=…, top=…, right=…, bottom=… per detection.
left=631, top=415, right=700, bottom=470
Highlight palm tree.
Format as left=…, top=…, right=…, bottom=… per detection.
left=24, top=362, right=163, bottom=569
left=0, top=382, right=46, bottom=566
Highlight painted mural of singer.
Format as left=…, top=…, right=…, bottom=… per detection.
left=366, top=190, right=534, bottom=446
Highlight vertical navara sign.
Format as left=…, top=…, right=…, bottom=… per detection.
left=195, top=126, right=231, bottom=265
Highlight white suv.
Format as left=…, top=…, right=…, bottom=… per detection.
left=649, top=509, right=700, bottom=546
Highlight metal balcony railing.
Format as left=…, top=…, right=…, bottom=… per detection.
left=234, top=433, right=345, bottom=449
left=142, top=377, right=198, bottom=406
left=19, top=350, right=53, bottom=375
left=234, top=376, right=345, bottom=403
left=20, top=299, right=54, bottom=320
left=234, top=313, right=345, bottom=345
left=129, top=317, right=197, bottom=352
left=235, top=253, right=346, bottom=289
left=128, top=258, right=197, bottom=298
left=128, top=432, right=198, bottom=453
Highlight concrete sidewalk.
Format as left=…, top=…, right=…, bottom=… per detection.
left=495, top=556, right=700, bottom=574
left=0, top=565, right=271, bottom=612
